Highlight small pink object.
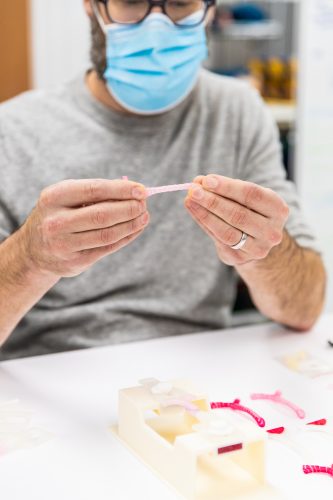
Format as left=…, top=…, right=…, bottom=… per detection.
left=250, top=390, right=306, bottom=419
left=146, top=183, right=193, bottom=197
left=307, top=419, right=327, bottom=426
left=122, top=176, right=129, bottom=181
left=303, top=464, right=333, bottom=477
left=267, top=426, right=285, bottom=434
left=210, top=399, right=266, bottom=428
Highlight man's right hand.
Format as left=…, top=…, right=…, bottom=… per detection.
left=20, top=178, right=150, bottom=278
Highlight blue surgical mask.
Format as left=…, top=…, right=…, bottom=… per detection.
left=99, top=12, right=208, bottom=115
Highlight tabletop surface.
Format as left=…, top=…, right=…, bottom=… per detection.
left=1, top=315, right=333, bottom=500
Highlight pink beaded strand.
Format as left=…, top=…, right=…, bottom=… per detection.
left=303, top=464, right=333, bottom=477
left=210, top=399, right=266, bottom=428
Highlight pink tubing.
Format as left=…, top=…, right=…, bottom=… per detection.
left=251, top=391, right=305, bottom=419
left=122, top=177, right=193, bottom=197
left=146, top=183, right=193, bottom=197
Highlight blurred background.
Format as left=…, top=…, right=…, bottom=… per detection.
left=1, top=0, right=333, bottom=314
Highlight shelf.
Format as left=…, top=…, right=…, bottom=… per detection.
left=218, top=0, right=300, bottom=4
left=209, top=20, right=283, bottom=40
left=265, top=100, right=296, bottom=127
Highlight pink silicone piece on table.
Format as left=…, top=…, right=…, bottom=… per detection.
left=307, top=419, right=327, bottom=426
left=303, top=464, right=333, bottom=477
left=267, top=427, right=285, bottom=434
left=250, top=390, right=306, bottom=419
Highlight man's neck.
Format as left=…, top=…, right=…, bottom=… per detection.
left=86, top=70, right=136, bottom=116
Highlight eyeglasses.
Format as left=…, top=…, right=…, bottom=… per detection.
left=95, top=0, right=215, bottom=27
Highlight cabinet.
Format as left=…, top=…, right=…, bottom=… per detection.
left=0, top=0, right=31, bottom=102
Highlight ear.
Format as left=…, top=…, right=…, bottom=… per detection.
left=205, top=5, right=216, bottom=26
left=83, top=0, right=93, bottom=17
left=84, top=0, right=108, bottom=23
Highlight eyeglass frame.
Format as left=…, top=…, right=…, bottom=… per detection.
left=94, top=0, right=216, bottom=28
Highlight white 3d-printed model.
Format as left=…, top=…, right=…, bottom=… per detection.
left=115, top=378, right=267, bottom=499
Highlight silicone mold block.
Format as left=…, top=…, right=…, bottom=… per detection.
left=114, top=378, right=267, bottom=499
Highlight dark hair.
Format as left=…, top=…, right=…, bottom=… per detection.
left=90, top=15, right=107, bottom=80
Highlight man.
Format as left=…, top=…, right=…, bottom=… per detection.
left=0, top=0, right=326, bottom=360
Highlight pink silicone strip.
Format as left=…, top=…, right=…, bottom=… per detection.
left=146, top=183, right=193, bottom=197
left=250, top=391, right=306, bottom=419
left=122, top=177, right=193, bottom=197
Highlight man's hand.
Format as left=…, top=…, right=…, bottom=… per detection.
left=184, top=174, right=289, bottom=266
left=20, top=178, right=150, bottom=278
left=185, top=174, right=325, bottom=331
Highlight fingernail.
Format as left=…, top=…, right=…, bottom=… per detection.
left=204, top=175, right=218, bottom=189
left=132, top=186, right=146, bottom=200
left=190, top=187, right=204, bottom=200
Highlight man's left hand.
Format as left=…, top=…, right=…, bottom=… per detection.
left=185, top=175, right=290, bottom=266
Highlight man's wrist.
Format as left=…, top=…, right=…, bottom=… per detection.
left=235, top=230, right=291, bottom=279
left=5, top=226, right=59, bottom=287
left=232, top=229, right=325, bottom=331
left=0, top=227, right=60, bottom=343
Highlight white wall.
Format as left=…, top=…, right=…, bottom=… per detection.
left=30, top=0, right=90, bottom=89
left=297, top=0, right=333, bottom=311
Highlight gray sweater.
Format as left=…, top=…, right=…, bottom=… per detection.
left=0, top=69, right=318, bottom=360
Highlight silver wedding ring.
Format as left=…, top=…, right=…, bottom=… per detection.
left=231, top=231, right=248, bottom=250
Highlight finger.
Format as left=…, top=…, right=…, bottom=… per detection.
left=193, top=175, right=205, bottom=185
left=80, top=228, right=145, bottom=265
left=66, top=212, right=150, bottom=252
left=55, top=200, right=147, bottom=233
left=185, top=203, right=247, bottom=266
left=40, top=179, right=147, bottom=208
left=201, top=175, right=289, bottom=219
left=185, top=199, right=258, bottom=255
left=188, top=187, right=271, bottom=240
left=215, top=239, right=253, bottom=266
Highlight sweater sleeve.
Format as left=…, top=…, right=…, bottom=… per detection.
left=236, top=86, right=321, bottom=253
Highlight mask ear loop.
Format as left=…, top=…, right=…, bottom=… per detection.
left=90, top=0, right=108, bottom=34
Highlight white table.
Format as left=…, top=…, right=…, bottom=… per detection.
left=1, top=315, right=333, bottom=500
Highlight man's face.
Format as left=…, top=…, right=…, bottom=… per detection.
left=84, top=0, right=166, bottom=80
left=84, top=0, right=215, bottom=81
